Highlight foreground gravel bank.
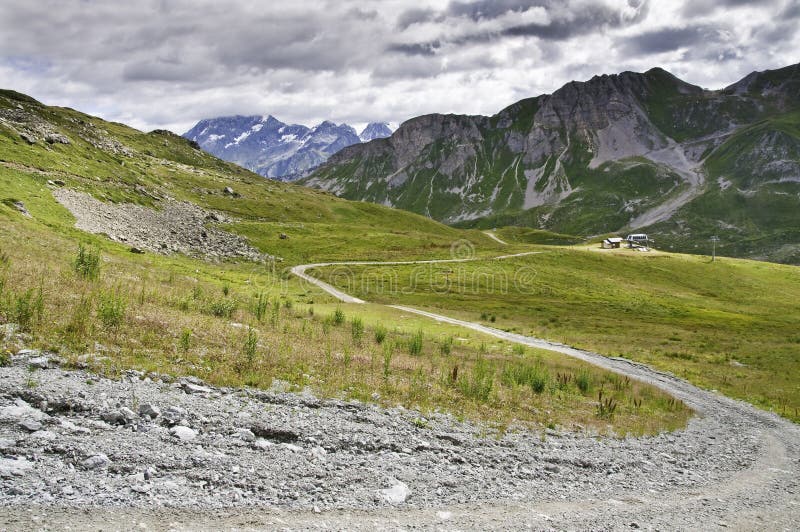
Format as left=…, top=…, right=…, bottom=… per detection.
left=1, top=347, right=798, bottom=530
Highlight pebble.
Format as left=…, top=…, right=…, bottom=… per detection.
left=170, top=426, right=197, bottom=441
left=379, top=480, right=411, bottom=504
left=82, top=454, right=111, bottom=470
left=139, top=403, right=161, bottom=419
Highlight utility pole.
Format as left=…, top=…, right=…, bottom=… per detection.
left=710, top=236, right=719, bottom=262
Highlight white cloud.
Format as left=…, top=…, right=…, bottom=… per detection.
left=0, top=0, right=796, bottom=133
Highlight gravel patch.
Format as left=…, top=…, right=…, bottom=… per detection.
left=1, top=348, right=798, bottom=529
left=53, top=188, right=269, bottom=262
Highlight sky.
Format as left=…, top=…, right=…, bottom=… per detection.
left=0, top=0, right=797, bottom=134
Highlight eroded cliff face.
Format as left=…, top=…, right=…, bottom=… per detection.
left=303, top=64, right=800, bottom=263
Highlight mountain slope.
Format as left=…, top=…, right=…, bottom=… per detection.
left=303, top=64, right=800, bottom=264
left=0, top=88, right=491, bottom=265
left=183, top=115, right=389, bottom=181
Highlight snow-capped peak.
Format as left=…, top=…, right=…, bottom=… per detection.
left=359, top=122, right=393, bottom=142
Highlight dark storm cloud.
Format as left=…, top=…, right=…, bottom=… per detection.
left=389, top=0, right=650, bottom=57
left=387, top=42, right=442, bottom=57
left=396, top=7, right=441, bottom=30
left=502, top=2, right=648, bottom=41
left=622, top=25, right=720, bottom=55
left=681, top=0, right=779, bottom=17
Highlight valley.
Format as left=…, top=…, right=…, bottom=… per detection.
left=1, top=82, right=799, bottom=529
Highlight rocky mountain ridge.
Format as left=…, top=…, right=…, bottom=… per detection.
left=303, top=63, right=800, bottom=264
left=184, top=115, right=392, bottom=180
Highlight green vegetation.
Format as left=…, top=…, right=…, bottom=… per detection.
left=0, top=89, right=691, bottom=434
left=73, top=244, right=101, bottom=281
left=315, top=248, right=800, bottom=422
left=306, top=66, right=800, bottom=265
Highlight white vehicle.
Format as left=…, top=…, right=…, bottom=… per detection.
left=625, top=234, right=651, bottom=249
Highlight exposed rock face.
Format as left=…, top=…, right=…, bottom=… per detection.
left=303, top=63, right=800, bottom=263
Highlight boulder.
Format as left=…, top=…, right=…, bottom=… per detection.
left=169, top=425, right=197, bottom=441
left=379, top=480, right=411, bottom=504
left=12, top=201, right=31, bottom=218
left=19, top=419, right=43, bottom=432
left=161, top=405, right=187, bottom=426
left=45, top=133, right=70, bottom=145
left=82, top=454, right=111, bottom=470
left=138, top=403, right=161, bottom=419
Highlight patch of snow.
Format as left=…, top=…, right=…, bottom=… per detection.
left=233, top=131, right=251, bottom=145
left=206, top=134, right=225, bottom=142
left=251, top=123, right=263, bottom=133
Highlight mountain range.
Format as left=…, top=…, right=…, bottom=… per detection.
left=302, top=63, right=800, bottom=264
left=183, top=116, right=391, bottom=180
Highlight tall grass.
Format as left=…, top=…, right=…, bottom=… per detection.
left=73, top=244, right=100, bottom=281
left=408, top=328, right=424, bottom=356
left=374, top=324, right=387, bottom=345
left=98, top=290, right=127, bottom=329
left=458, top=357, right=494, bottom=401
left=351, top=316, right=364, bottom=345
left=502, top=360, right=550, bottom=394
left=253, top=292, right=269, bottom=322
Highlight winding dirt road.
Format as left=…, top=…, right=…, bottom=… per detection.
left=4, top=254, right=798, bottom=530
left=284, top=253, right=800, bottom=529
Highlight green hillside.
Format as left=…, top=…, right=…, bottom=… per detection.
left=0, top=89, right=690, bottom=434
left=304, top=64, right=800, bottom=265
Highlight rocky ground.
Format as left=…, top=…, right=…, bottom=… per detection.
left=53, top=188, right=269, bottom=263
left=1, top=341, right=799, bottom=530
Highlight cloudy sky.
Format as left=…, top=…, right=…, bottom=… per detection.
left=0, top=0, right=797, bottom=133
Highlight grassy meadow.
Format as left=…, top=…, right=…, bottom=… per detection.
left=312, top=246, right=800, bottom=422
left=0, top=89, right=691, bottom=434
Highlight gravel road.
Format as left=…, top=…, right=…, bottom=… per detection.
left=1, top=253, right=798, bottom=530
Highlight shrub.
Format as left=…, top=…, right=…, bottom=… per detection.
left=270, top=300, right=280, bottom=327
left=207, top=298, right=237, bottom=318
left=408, top=329, right=424, bottom=356
left=65, top=295, right=93, bottom=345
left=13, top=289, right=35, bottom=332
left=351, top=317, right=364, bottom=345
left=458, top=357, right=494, bottom=402
left=502, top=361, right=549, bottom=394
left=597, top=390, right=617, bottom=419
left=439, top=335, right=454, bottom=355
left=222, top=283, right=230, bottom=296
left=333, top=307, right=345, bottom=326
left=73, top=244, right=100, bottom=280
left=512, top=344, right=526, bottom=356
left=374, top=324, right=387, bottom=345
left=382, top=343, right=394, bottom=379
left=241, top=328, right=258, bottom=371
left=98, top=291, right=127, bottom=329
